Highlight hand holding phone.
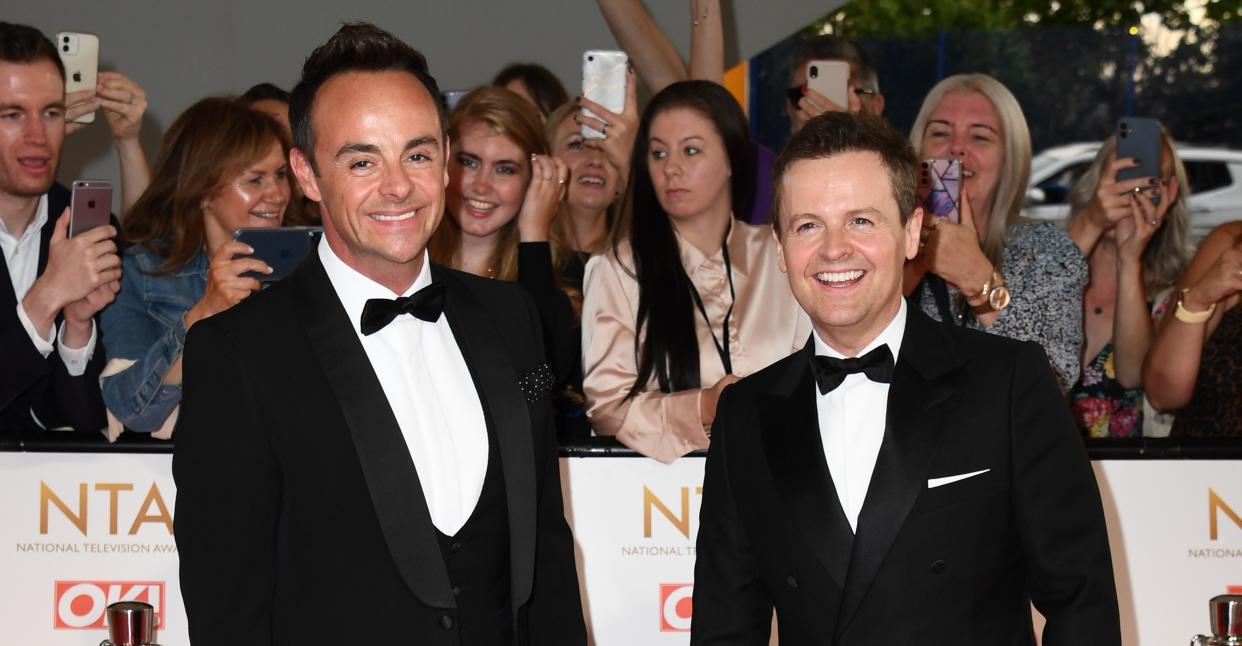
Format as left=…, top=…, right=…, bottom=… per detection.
left=805, top=60, right=851, bottom=110
left=918, top=159, right=962, bottom=223
left=581, top=50, right=628, bottom=140
left=1115, top=118, right=1162, bottom=184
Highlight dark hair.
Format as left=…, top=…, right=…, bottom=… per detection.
left=289, top=22, right=445, bottom=170
left=772, top=112, right=917, bottom=234
left=125, top=97, right=290, bottom=273
left=619, top=80, right=755, bottom=397
left=792, top=35, right=878, bottom=91
left=492, top=63, right=568, bottom=118
left=0, top=22, right=64, bottom=81
left=241, top=82, right=290, bottom=104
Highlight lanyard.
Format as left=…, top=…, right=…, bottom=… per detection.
left=686, top=232, right=736, bottom=375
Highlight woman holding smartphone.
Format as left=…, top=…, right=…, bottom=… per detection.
left=1144, top=220, right=1242, bottom=437
left=581, top=81, right=810, bottom=463
left=100, top=98, right=289, bottom=435
left=1065, top=131, right=1191, bottom=437
left=904, top=73, right=1087, bottom=391
left=429, top=86, right=580, bottom=435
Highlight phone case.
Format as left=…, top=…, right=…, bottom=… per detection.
left=56, top=32, right=100, bottom=125
left=233, top=227, right=322, bottom=281
left=1115, top=117, right=1162, bottom=184
left=918, top=159, right=961, bottom=223
left=806, top=60, right=851, bottom=109
left=581, top=50, right=628, bottom=140
left=69, top=180, right=112, bottom=237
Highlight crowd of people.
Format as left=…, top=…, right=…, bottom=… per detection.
left=2, top=6, right=1239, bottom=457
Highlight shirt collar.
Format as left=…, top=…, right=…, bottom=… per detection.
left=675, top=217, right=738, bottom=277
left=813, top=298, right=907, bottom=362
left=318, top=236, right=431, bottom=335
left=0, top=194, right=49, bottom=244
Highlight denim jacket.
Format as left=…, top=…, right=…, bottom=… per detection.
left=100, top=245, right=207, bottom=432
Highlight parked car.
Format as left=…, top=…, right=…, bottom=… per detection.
left=1023, top=142, right=1242, bottom=245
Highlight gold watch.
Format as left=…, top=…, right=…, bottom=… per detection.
left=977, top=270, right=1011, bottom=311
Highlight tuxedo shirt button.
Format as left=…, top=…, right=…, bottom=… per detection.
left=450, top=541, right=463, bottom=553
left=786, top=576, right=798, bottom=588
left=930, top=560, right=946, bottom=574
left=440, top=614, right=454, bottom=629
left=452, top=586, right=461, bottom=597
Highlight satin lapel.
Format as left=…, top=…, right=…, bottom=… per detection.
left=434, top=266, right=537, bottom=612
left=761, top=340, right=854, bottom=589
left=290, top=254, right=455, bottom=609
left=835, top=310, right=964, bottom=637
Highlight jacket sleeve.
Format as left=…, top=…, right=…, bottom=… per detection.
left=581, top=253, right=706, bottom=463
left=517, top=241, right=578, bottom=388
left=173, top=319, right=281, bottom=645
left=691, top=386, right=773, bottom=645
left=99, top=256, right=187, bottom=432
left=1009, top=341, right=1121, bottom=645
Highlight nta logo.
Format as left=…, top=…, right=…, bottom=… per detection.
left=40, top=481, right=173, bottom=536
left=54, top=580, right=165, bottom=629
left=1209, top=489, right=1242, bottom=541
left=659, top=583, right=694, bottom=632
left=643, top=486, right=703, bottom=539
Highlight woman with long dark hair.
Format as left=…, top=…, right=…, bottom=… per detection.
left=582, top=81, right=810, bottom=463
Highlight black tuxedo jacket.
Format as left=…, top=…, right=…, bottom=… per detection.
left=0, top=183, right=107, bottom=433
left=691, top=308, right=1120, bottom=645
left=172, top=253, right=586, bottom=645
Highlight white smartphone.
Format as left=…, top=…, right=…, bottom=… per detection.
left=56, top=32, right=100, bottom=125
left=581, top=50, right=628, bottom=140
left=806, top=59, right=850, bottom=109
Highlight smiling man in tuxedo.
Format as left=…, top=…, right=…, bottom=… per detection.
left=690, top=112, right=1120, bottom=645
left=173, top=23, right=585, bottom=645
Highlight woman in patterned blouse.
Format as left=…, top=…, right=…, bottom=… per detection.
left=903, top=74, right=1087, bottom=392
left=1065, top=131, right=1192, bottom=437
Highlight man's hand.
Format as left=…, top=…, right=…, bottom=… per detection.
left=22, top=208, right=120, bottom=338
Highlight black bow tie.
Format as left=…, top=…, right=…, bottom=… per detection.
left=810, top=344, right=894, bottom=394
left=360, top=282, right=445, bottom=336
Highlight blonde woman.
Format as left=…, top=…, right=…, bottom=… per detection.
left=1065, top=131, right=1191, bottom=437
left=904, top=73, right=1087, bottom=391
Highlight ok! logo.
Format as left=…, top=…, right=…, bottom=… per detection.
left=54, top=580, right=165, bottom=629
left=659, top=583, right=694, bottom=632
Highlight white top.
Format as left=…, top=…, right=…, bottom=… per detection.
left=0, top=194, right=94, bottom=386
left=813, top=299, right=907, bottom=533
left=319, top=238, right=488, bottom=536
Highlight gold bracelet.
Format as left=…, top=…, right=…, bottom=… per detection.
left=1174, top=288, right=1216, bottom=324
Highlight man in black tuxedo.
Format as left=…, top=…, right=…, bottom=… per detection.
left=173, top=24, right=585, bottom=645
left=0, top=22, right=119, bottom=433
left=690, top=113, right=1120, bottom=645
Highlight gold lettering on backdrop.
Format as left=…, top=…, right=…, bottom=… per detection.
left=1210, top=489, right=1242, bottom=541
left=95, top=483, right=134, bottom=535
left=40, top=482, right=87, bottom=535
left=128, top=483, right=174, bottom=535
left=643, top=486, right=704, bottom=539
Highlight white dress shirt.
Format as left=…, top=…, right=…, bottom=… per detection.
left=319, top=239, right=488, bottom=536
left=813, top=299, right=907, bottom=533
left=1, top=194, right=95, bottom=380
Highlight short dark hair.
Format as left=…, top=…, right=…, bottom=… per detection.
left=241, top=82, right=290, bottom=104
left=772, top=112, right=917, bottom=232
left=0, top=22, right=65, bottom=81
left=792, top=35, right=878, bottom=92
left=288, top=23, right=445, bottom=170
left=491, top=62, right=568, bottom=118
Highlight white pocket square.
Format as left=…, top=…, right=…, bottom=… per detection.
left=927, top=469, right=991, bottom=489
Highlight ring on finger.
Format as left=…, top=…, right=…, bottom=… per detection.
left=1149, top=218, right=1158, bottom=226
left=1132, top=186, right=1142, bottom=194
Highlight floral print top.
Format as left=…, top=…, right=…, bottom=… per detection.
left=1070, top=343, right=1142, bottom=438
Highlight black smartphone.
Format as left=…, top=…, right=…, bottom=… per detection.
left=1115, top=117, right=1162, bottom=184
left=233, top=226, right=322, bottom=281
left=69, top=180, right=112, bottom=237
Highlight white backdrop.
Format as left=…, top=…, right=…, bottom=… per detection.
left=1, top=452, right=1239, bottom=644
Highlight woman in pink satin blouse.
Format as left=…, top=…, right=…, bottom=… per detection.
left=581, top=81, right=811, bottom=463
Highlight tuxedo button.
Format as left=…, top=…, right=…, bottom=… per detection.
left=452, top=586, right=461, bottom=597
left=450, top=541, right=463, bottom=553
left=930, top=560, right=946, bottom=574
left=785, top=576, right=798, bottom=588
left=440, top=615, right=454, bottom=629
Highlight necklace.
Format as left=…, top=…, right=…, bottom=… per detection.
left=1093, top=306, right=1104, bottom=315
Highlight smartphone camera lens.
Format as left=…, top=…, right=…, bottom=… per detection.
left=809, top=66, right=818, bottom=79
left=63, top=36, right=70, bottom=43
left=588, top=55, right=594, bottom=62
left=63, top=45, right=69, bottom=52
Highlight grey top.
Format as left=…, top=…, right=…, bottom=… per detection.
left=916, top=221, right=1087, bottom=392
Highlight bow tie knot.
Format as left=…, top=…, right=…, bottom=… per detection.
left=810, top=344, right=894, bottom=394
left=360, top=281, right=445, bottom=336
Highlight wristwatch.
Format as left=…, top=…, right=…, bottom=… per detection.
left=1174, top=287, right=1215, bottom=323
left=978, top=270, right=1011, bottom=311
